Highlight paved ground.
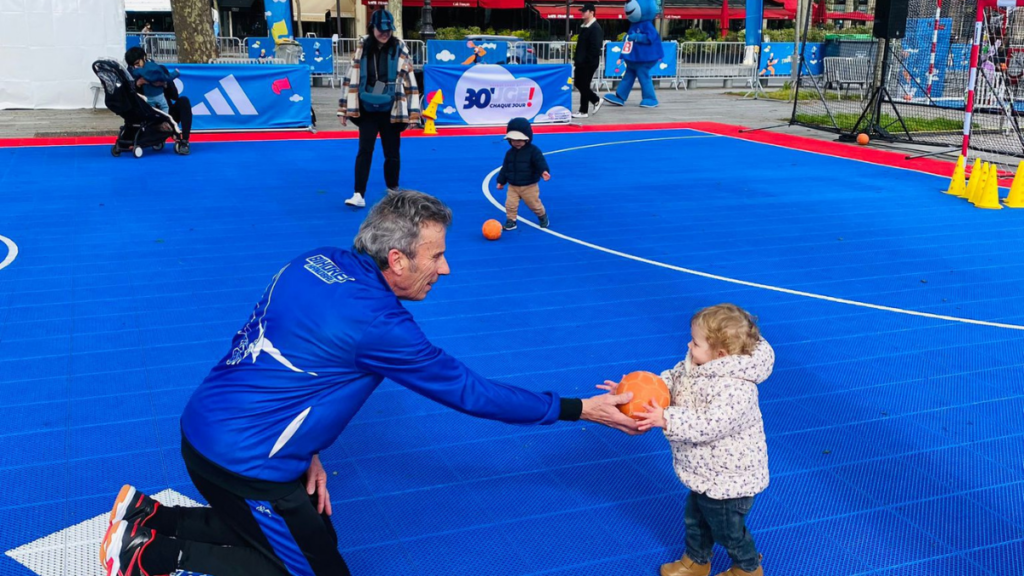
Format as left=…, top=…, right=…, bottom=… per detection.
left=0, top=85, right=826, bottom=140
left=0, top=85, right=977, bottom=166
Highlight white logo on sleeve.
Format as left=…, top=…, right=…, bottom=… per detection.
left=228, top=264, right=318, bottom=376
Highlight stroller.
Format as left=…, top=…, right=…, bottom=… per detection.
left=91, top=59, right=189, bottom=158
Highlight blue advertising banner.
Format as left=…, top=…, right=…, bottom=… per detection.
left=246, top=37, right=334, bottom=74
left=900, top=18, right=952, bottom=99
left=427, top=40, right=509, bottom=65
left=745, top=0, right=763, bottom=48
left=423, top=64, right=573, bottom=126
left=174, top=64, right=311, bottom=130
left=603, top=42, right=678, bottom=78
left=247, top=37, right=276, bottom=59
left=297, top=38, right=334, bottom=74
left=266, top=0, right=293, bottom=42
left=759, top=42, right=824, bottom=77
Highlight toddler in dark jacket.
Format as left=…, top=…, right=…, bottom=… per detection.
left=497, top=117, right=551, bottom=230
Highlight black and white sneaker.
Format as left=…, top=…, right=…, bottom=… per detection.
left=503, top=219, right=517, bottom=231
left=572, top=112, right=589, bottom=118
left=109, top=485, right=160, bottom=528
left=592, top=99, right=602, bottom=114
left=100, top=520, right=155, bottom=576
left=539, top=215, right=550, bottom=229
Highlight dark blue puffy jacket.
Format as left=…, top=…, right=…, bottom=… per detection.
left=497, top=117, right=550, bottom=187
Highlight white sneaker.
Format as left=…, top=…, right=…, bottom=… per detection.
left=572, top=112, right=589, bottom=118
left=344, top=193, right=365, bottom=208
left=592, top=99, right=602, bottom=114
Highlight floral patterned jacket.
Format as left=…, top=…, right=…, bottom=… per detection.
left=660, top=338, right=775, bottom=500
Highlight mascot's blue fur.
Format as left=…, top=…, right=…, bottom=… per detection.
left=602, top=0, right=663, bottom=108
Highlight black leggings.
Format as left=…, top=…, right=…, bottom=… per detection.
left=354, top=110, right=403, bottom=194
left=575, top=63, right=600, bottom=113
left=144, top=466, right=350, bottom=576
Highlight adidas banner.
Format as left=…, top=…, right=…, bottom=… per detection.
left=423, top=64, right=573, bottom=126
left=174, top=64, right=312, bottom=131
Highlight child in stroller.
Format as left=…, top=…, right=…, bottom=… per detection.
left=91, top=58, right=190, bottom=158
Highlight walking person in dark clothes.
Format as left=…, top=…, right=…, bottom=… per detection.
left=573, top=2, right=604, bottom=118
left=337, top=9, right=420, bottom=208
left=497, top=118, right=551, bottom=230
left=99, top=191, right=639, bottom=576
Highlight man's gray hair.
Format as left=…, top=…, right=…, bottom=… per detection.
left=353, top=190, right=453, bottom=270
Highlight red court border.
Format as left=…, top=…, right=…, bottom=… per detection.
left=0, top=121, right=984, bottom=183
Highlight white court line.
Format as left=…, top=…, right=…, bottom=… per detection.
left=482, top=135, right=1024, bottom=331
left=0, top=235, right=18, bottom=271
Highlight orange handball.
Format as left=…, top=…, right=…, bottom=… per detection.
left=617, top=371, right=671, bottom=419
left=856, top=133, right=870, bottom=146
left=482, top=219, right=502, bottom=241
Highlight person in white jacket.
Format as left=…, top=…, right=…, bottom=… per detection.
left=633, top=304, right=775, bottom=576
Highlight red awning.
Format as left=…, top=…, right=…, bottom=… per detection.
left=531, top=4, right=628, bottom=18
left=479, top=0, right=524, bottom=7
left=827, top=10, right=873, bottom=20
left=662, top=6, right=792, bottom=19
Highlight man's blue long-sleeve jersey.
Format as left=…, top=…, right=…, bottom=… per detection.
left=181, top=248, right=568, bottom=483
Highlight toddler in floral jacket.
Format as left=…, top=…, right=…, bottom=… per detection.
left=636, top=303, right=774, bottom=576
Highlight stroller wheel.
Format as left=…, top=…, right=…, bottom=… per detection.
left=153, top=141, right=165, bottom=151
left=174, top=141, right=190, bottom=156
left=133, top=146, right=143, bottom=159
left=111, top=145, right=121, bottom=157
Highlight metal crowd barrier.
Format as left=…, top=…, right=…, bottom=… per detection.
left=132, top=35, right=248, bottom=64
left=674, top=42, right=751, bottom=88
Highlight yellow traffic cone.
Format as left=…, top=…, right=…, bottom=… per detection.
left=975, top=163, right=1003, bottom=209
left=1004, top=160, right=1024, bottom=207
left=944, top=155, right=966, bottom=196
left=962, top=158, right=982, bottom=199
left=969, top=162, right=988, bottom=205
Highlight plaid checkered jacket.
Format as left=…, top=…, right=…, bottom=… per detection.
left=339, top=37, right=421, bottom=126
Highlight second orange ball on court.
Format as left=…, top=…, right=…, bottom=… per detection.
left=616, top=371, right=671, bottom=419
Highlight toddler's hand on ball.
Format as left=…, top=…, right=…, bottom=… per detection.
left=636, top=399, right=666, bottom=431
left=596, top=379, right=620, bottom=393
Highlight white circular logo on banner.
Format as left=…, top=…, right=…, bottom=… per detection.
left=455, top=65, right=543, bottom=125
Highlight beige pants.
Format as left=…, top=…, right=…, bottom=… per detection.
left=505, top=183, right=545, bottom=221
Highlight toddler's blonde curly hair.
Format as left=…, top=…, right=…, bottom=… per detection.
left=691, top=304, right=761, bottom=356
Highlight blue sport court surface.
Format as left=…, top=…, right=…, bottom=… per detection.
left=1, top=126, right=1023, bottom=576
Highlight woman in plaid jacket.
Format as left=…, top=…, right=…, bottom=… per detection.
left=338, top=9, right=421, bottom=208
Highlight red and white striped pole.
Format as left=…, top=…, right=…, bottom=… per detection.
left=962, top=0, right=1024, bottom=157
left=926, top=0, right=942, bottom=96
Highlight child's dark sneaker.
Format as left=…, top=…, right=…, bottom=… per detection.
left=504, top=219, right=517, bottom=230
left=100, top=520, right=155, bottom=576
left=109, top=485, right=160, bottom=528
left=539, top=215, right=550, bottom=229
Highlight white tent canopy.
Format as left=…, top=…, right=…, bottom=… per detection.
left=0, top=0, right=127, bottom=109
left=126, top=0, right=172, bottom=11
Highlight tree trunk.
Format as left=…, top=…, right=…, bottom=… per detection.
left=388, top=0, right=404, bottom=38
left=170, top=0, right=217, bottom=63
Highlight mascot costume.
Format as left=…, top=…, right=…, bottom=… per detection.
left=602, top=0, right=663, bottom=108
